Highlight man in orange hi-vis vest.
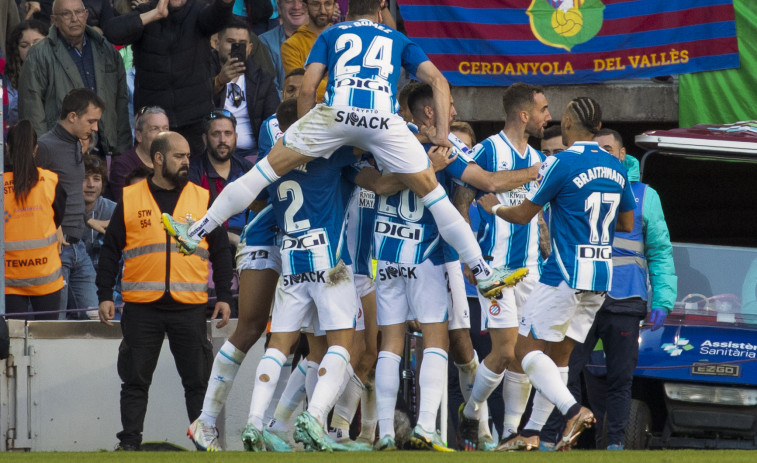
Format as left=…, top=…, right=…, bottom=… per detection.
left=96, top=131, right=234, bottom=452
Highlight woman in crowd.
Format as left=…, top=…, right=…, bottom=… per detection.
left=3, top=120, right=67, bottom=320
left=3, top=21, right=47, bottom=128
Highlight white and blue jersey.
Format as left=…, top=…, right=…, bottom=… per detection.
left=268, top=146, right=356, bottom=275
left=346, top=183, right=377, bottom=277
left=307, top=19, right=429, bottom=113
left=528, top=141, right=636, bottom=291
left=239, top=114, right=284, bottom=247
left=473, top=132, right=545, bottom=270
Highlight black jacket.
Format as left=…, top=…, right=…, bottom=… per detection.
left=211, top=49, right=280, bottom=143
left=104, top=0, right=233, bottom=128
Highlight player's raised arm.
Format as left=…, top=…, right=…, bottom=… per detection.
left=415, top=61, right=451, bottom=148
left=298, top=62, right=328, bottom=118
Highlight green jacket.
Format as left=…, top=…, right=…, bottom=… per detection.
left=624, top=155, right=678, bottom=312
left=19, top=26, right=132, bottom=155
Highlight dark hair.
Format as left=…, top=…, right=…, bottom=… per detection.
left=124, top=165, right=153, bottom=185
left=542, top=124, right=562, bottom=141
left=220, top=17, right=253, bottom=41
left=6, top=120, right=39, bottom=205
left=348, top=0, right=381, bottom=17
left=60, top=88, right=106, bottom=120
left=150, top=133, right=172, bottom=161
left=502, top=82, right=544, bottom=119
left=203, top=109, right=237, bottom=135
left=5, top=20, right=48, bottom=89
left=285, top=68, right=306, bottom=80
left=567, top=97, right=602, bottom=134
left=450, top=121, right=476, bottom=146
left=276, top=99, right=299, bottom=132
left=398, top=80, right=422, bottom=108
left=594, top=127, right=623, bottom=147
left=407, top=83, right=433, bottom=122
left=83, top=154, right=108, bottom=187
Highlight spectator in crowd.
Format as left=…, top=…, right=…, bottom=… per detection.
left=3, top=20, right=47, bottom=128
left=258, top=0, right=308, bottom=93
left=540, top=124, right=566, bottom=156
left=36, top=88, right=103, bottom=320
left=104, top=0, right=235, bottom=158
left=4, top=120, right=66, bottom=321
left=0, top=0, right=19, bottom=63
left=124, top=164, right=153, bottom=186
left=82, top=154, right=116, bottom=270
left=19, top=0, right=132, bottom=157
left=189, top=110, right=252, bottom=246
left=97, top=131, right=233, bottom=452
left=24, top=0, right=115, bottom=30
left=109, top=106, right=169, bottom=202
left=540, top=129, right=676, bottom=451
left=280, top=0, right=335, bottom=102
left=243, top=0, right=277, bottom=36
left=211, top=19, right=279, bottom=160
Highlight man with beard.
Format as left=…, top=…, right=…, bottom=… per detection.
left=96, top=131, right=233, bottom=451
left=189, top=110, right=253, bottom=247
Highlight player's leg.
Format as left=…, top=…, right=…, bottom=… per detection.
left=354, top=282, right=380, bottom=444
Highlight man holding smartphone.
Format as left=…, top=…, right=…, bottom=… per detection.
left=211, top=18, right=280, bottom=161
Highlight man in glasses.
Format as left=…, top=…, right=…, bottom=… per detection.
left=19, top=0, right=132, bottom=157
left=189, top=110, right=253, bottom=247
left=212, top=18, right=280, bottom=161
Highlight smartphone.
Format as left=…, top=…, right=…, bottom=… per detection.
left=230, top=42, right=246, bottom=64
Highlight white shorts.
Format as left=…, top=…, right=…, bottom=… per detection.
left=478, top=270, right=538, bottom=331
left=518, top=280, right=606, bottom=343
left=445, top=261, right=470, bottom=330
left=375, top=259, right=451, bottom=326
left=354, top=273, right=376, bottom=299
left=236, top=245, right=282, bottom=273
left=271, top=261, right=359, bottom=333
left=283, top=104, right=430, bottom=174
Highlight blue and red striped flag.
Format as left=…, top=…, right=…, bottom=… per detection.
left=398, top=0, right=740, bottom=86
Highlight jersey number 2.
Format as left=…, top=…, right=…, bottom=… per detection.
left=335, top=34, right=394, bottom=79
left=278, top=180, right=311, bottom=233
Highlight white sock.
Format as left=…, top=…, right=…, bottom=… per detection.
left=376, top=351, right=401, bottom=438
left=502, top=370, right=532, bottom=436
left=305, top=359, right=319, bottom=401
left=464, top=359, right=503, bottom=420
left=264, top=354, right=293, bottom=425
left=199, top=341, right=245, bottom=427
left=455, top=351, right=478, bottom=402
left=421, top=185, right=492, bottom=278
left=524, top=366, right=568, bottom=431
left=308, top=345, right=351, bottom=426
left=248, top=348, right=287, bottom=430
left=359, top=376, right=377, bottom=441
left=417, top=347, right=448, bottom=432
left=521, top=351, right=576, bottom=415
left=188, top=157, right=279, bottom=238
left=273, top=361, right=308, bottom=423
left=332, top=369, right=364, bottom=431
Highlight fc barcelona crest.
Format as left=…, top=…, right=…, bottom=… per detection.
left=527, top=0, right=605, bottom=51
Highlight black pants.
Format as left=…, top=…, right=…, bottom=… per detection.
left=541, top=299, right=645, bottom=447
left=116, top=303, right=212, bottom=446
left=173, top=121, right=206, bottom=160
left=5, top=290, right=62, bottom=320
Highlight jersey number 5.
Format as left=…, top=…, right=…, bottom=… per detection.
left=335, top=33, right=394, bottom=79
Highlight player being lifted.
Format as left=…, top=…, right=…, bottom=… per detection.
left=162, top=0, right=523, bottom=298
left=477, top=97, right=636, bottom=451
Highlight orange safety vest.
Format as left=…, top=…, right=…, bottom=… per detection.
left=4, top=168, right=64, bottom=296
left=121, top=179, right=210, bottom=304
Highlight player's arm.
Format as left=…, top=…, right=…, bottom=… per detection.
left=478, top=193, right=542, bottom=225
left=616, top=209, right=634, bottom=232
left=452, top=185, right=476, bottom=225
left=459, top=163, right=540, bottom=194
left=537, top=210, right=551, bottom=259
left=298, top=62, right=327, bottom=118
left=414, top=61, right=451, bottom=148
left=353, top=166, right=405, bottom=196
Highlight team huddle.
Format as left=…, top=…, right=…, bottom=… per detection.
left=160, top=0, right=636, bottom=452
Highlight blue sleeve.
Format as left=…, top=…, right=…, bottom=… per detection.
left=444, top=151, right=472, bottom=180
left=258, top=122, right=274, bottom=159
left=306, top=32, right=329, bottom=66
left=528, top=155, right=565, bottom=206
left=400, top=35, right=429, bottom=76
left=620, top=175, right=637, bottom=212
left=471, top=141, right=493, bottom=173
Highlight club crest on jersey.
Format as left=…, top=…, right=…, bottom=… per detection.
left=335, top=111, right=389, bottom=130
left=489, top=301, right=501, bottom=316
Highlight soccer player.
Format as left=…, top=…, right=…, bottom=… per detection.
left=455, top=83, right=551, bottom=451
left=477, top=97, right=636, bottom=451
left=162, top=0, right=522, bottom=300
